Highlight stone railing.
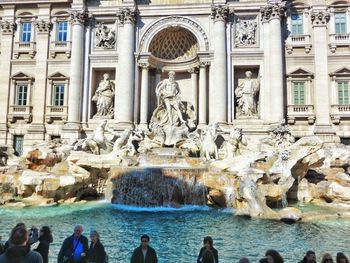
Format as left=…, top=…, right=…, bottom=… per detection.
left=13, top=41, right=36, bottom=59
left=286, top=34, right=312, bottom=54
left=330, top=104, right=350, bottom=124
left=329, top=33, right=350, bottom=53
left=45, top=105, right=68, bottom=123
left=50, top=41, right=71, bottom=59
left=8, top=105, right=32, bottom=123
left=287, top=104, right=315, bottom=124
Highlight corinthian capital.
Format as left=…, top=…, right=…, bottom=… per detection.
left=117, top=8, right=137, bottom=25
left=0, top=20, right=16, bottom=35
left=261, top=4, right=285, bottom=23
left=35, top=19, right=51, bottom=33
left=311, top=11, right=330, bottom=27
left=69, top=9, right=89, bottom=25
left=211, top=5, right=229, bottom=22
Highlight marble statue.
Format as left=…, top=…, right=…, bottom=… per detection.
left=235, top=71, right=260, bottom=117
left=222, top=128, right=248, bottom=158
left=155, top=71, right=185, bottom=126
left=201, top=123, right=219, bottom=161
left=92, top=73, right=115, bottom=118
left=95, top=23, right=116, bottom=49
left=138, top=124, right=166, bottom=152
left=235, top=18, right=258, bottom=47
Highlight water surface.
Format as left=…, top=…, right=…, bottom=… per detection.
left=0, top=202, right=349, bottom=263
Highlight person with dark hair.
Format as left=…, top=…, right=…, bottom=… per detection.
left=337, top=253, right=349, bottom=263
left=0, top=235, right=5, bottom=255
left=0, top=226, right=43, bottom=263
left=197, top=236, right=219, bottom=263
left=86, top=230, right=107, bottom=263
left=34, top=226, right=53, bottom=263
left=130, top=235, right=157, bottom=263
left=57, top=225, right=89, bottom=263
left=299, top=250, right=317, bottom=263
left=265, top=249, right=284, bottom=263
left=321, top=253, right=334, bottom=263
left=239, top=257, right=250, bottom=263
left=4, top=223, right=39, bottom=251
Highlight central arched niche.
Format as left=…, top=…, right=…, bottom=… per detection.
left=149, top=27, right=199, bottom=61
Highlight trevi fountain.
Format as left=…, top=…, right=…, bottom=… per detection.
left=1, top=72, right=350, bottom=262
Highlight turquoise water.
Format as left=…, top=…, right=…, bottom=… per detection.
left=0, top=202, right=349, bottom=263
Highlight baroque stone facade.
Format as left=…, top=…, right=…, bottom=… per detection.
left=0, top=0, right=350, bottom=155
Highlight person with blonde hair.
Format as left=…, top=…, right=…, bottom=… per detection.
left=87, top=230, right=107, bottom=263
left=321, top=253, right=334, bottom=263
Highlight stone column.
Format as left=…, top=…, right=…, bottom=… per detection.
left=198, top=62, right=209, bottom=126
left=27, top=15, right=51, bottom=143
left=82, top=18, right=92, bottom=127
left=210, top=5, right=229, bottom=124
left=261, top=3, right=285, bottom=123
left=139, top=62, right=149, bottom=128
left=311, top=10, right=336, bottom=139
left=115, top=8, right=136, bottom=127
left=0, top=15, right=15, bottom=145
left=63, top=9, right=87, bottom=138
left=188, top=67, right=199, bottom=116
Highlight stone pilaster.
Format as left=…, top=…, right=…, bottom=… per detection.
left=115, top=8, right=137, bottom=127
left=138, top=62, right=149, bottom=128
left=261, top=3, right=285, bottom=124
left=62, top=9, right=88, bottom=140
left=210, top=5, right=229, bottom=124
left=188, top=67, right=199, bottom=117
left=198, top=62, right=209, bottom=126
left=311, top=10, right=337, bottom=141
left=0, top=12, right=16, bottom=145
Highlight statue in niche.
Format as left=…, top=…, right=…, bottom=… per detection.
left=235, top=71, right=260, bottom=117
left=235, top=18, right=258, bottom=47
left=95, top=23, right=116, bottom=49
left=92, top=73, right=115, bottom=119
left=150, top=71, right=197, bottom=146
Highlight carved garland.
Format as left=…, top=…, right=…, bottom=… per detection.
left=35, top=19, right=51, bottom=33
left=311, top=11, right=330, bottom=26
left=139, top=16, right=209, bottom=52
left=0, top=20, right=16, bottom=34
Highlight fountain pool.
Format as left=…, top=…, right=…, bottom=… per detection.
left=0, top=202, right=349, bottom=263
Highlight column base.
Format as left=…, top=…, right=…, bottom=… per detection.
left=137, top=123, right=149, bottom=131
left=314, top=125, right=340, bottom=143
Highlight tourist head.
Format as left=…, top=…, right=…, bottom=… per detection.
left=74, top=225, right=83, bottom=238
left=90, top=230, right=100, bottom=243
left=336, top=253, right=349, bottom=263
left=305, top=250, right=316, bottom=263
left=203, top=236, right=213, bottom=249
left=265, top=249, right=284, bottom=263
left=321, top=253, right=333, bottom=263
left=239, top=257, right=250, bottom=263
left=39, top=226, right=53, bottom=243
left=10, top=226, right=28, bottom=246
left=140, top=234, right=150, bottom=249
left=245, top=71, right=252, bottom=79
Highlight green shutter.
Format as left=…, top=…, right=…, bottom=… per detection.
left=338, top=82, right=349, bottom=105
left=335, top=13, right=347, bottom=34
left=293, top=82, right=305, bottom=105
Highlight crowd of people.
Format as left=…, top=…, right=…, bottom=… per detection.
left=0, top=223, right=349, bottom=263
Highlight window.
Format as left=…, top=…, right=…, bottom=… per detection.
left=13, top=135, right=24, bottom=156
left=291, top=13, right=303, bottom=35
left=21, top=22, right=32, bottom=42
left=335, top=12, right=347, bottom=34
left=57, top=21, right=68, bottom=42
left=337, top=81, right=349, bottom=105
left=293, top=82, right=305, bottom=105
left=53, top=84, right=65, bottom=106
left=16, top=85, right=28, bottom=106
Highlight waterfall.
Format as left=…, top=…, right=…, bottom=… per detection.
left=281, top=192, right=288, bottom=208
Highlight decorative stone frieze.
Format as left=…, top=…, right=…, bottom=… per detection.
left=138, top=62, right=149, bottom=69
left=211, top=5, right=229, bottom=22
left=0, top=20, right=16, bottom=35
left=261, top=4, right=285, bottom=23
left=35, top=19, right=51, bottom=34
left=311, top=11, right=330, bottom=27
left=69, top=9, right=89, bottom=25
left=199, top=61, right=210, bottom=68
left=235, top=16, right=258, bottom=47
left=94, top=23, right=116, bottom=49
left=188, top=67, right=199, bottom=74
left=117, top=8, right=137, bottom=25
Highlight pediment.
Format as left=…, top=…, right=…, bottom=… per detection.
left=48, top=72, right=69, bottom=80
left=11, top=71, right=34, bottom=81
left=330, top=67, right=350, bottom=77
left=287, top=68, right=313, bottom=77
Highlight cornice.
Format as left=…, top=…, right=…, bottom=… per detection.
left=0, top=0, right=70, bottom=4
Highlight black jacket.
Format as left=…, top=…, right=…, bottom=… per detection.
left=130, top=246, right=158, bottom=263
left=0, top=245, right=43, bottom=263
left=197, top=247, right=219, bottom=263
left=87, top=240, right=106, bottom=263
left=35, top=238, right=52, bottom=263
left=57, top=235, right=89, bottom=263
